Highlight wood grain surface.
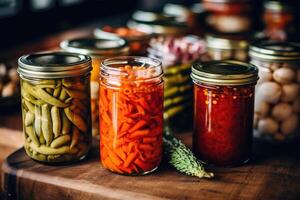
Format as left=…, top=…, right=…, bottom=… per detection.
left=2, top=134, right=300, bottom=200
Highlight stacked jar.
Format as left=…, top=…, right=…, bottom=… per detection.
left=99, top=56, right=164, bottom=175
left=262, top=1, right=295, bottom=41
left=94, top=26, right=153, bottom=56
left=250, top=41, right=300, bottom=143
left=202, top=0, right=252, bottom=33
left=148, top=35, right=206, bottom=132
left=18, top=52, right=92, bottom=163
left=206, top=34, right=249, bottom=62
left=60, top=37, right=129, bottom=136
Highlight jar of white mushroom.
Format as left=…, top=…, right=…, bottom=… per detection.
left=250, top=41, right=300, bottom=143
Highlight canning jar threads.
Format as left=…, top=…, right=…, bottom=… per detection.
left=18, top=52, right=92, bottom=163
left=250, top=41, right=300, bottom=143
left=60, top=37, right=129, bottom=136
left=99, top=56, right=164, bottom=175
left=191, top=60, right=258, bottom=166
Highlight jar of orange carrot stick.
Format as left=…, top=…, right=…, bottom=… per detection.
left=99, top=56, right=164, bottom=175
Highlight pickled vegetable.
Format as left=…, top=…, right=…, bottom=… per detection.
left=99, top=63, right=163, bottom=175
left=21, top=76, right=91, bottom=163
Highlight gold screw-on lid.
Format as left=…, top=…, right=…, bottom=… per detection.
left=18, top=51, right=92, bottom=79
left=191, top=60, right=258, bottom=86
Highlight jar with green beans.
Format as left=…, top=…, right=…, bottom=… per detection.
left=18, top=52, right=92, bottom=163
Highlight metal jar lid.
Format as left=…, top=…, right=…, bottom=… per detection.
left=249, top=41, right=300, bottom=61
left=18, top=51, right=92, bottom=79
left=206, top=34, right=249, bottom=50
left=60, top=37, right=129, bottom=58
left=191, top=60, right=258, bottom=86
left=264, top=1, right=292, bottom=12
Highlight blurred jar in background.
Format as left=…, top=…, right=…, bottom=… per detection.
left=60, top=38, right=129, bottom=136
left=206, top=33, right=250, bottom=62
left=203, top=0, right=252, bottom=33
left=262, top=1, right=295, bottom=41
left=128, top=10, right=189, bottom=36
left=94, top=26, right=153, bottom=56
left=163, top=3, right=208, bottom=36
left=148, top=35, right=206, bottom=132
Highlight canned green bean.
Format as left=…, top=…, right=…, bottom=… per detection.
left=18, top=51, right=92, bottom=163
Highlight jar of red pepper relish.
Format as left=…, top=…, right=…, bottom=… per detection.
left=191, top=60, right=259, bottom=166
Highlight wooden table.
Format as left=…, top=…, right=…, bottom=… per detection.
left=1, top=112, right=300, bottom=200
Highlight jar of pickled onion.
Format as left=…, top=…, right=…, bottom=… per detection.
left=60, top=37, right=129, bottom=136
left=99, top=56, right=164, bottom=175
left=191, top=60, right=259, bottom=166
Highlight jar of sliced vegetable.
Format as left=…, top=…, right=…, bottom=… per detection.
left=60, top=37, right=129, bottom=136
left=99, top=56, right=164, bottom=175
left=18, top=52, right=92, bottom=163
left=191, top=60, right=258, bottom=166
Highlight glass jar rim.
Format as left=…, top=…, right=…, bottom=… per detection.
left=191, top=60, right=258, bottom=86
left=249, top=41, right=300, bottom=61
left=100, top=56, right=163, bottom=83
left=60, top=37, right=129, bottom=58
left=18, top=51, right=92, bottom=79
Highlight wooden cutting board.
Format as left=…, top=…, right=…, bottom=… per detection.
left=2, top=135, right=300, bottom=200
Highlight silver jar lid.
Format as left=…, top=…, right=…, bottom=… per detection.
left=206, top=34, right=249, bottom=50
left=18, top=51, right=92, bottom=79
left=191, top=60, right=258, bottom=86
left=60, top=37, right=129, bottom=58
left=249, top=41, right=300, bottom=61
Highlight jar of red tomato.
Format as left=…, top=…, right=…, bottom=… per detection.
left=202, top=0, right=252, bottom=33
left=191, top=60, right=259, bottom=166
left=99, top=56, right=164, bottom=175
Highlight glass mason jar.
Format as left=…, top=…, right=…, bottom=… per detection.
left=99, top=56, right=164, bottom=175
left=206, top=34, right=249, bottom=62
left=94, top=26, right=152, bottom=56
left=191, top=60, right=258, bottom=166
left=262, top=1, right=295, bottom=41
left=203, top=0, right=252, bottom=33
left=60, top=37, right=129, bottom=136
left=148, top=35, right=206, bottom=132
left=249, top=41, right=300, bottom=143
left=18, top=52, right=92, bottom=163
